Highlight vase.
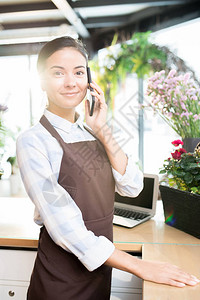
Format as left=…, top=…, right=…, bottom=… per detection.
left=182, top=138, right=200, bottom=153
left=159, top=185, right=200, bottom=239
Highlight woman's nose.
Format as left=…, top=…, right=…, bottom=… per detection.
left=64, top=74, right=76, bottom=87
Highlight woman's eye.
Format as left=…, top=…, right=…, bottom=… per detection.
left=54, top=71, right=64, bottom=76
left=76, top=71, right=84, bottom=76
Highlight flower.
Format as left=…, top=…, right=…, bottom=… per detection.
left=160, top=140, right=200, bottom=195
left=0, top=104, right=8, bottom=112
left=146, top=70, right=200, bottom=138
left=171, top=140, right=183, bottom=147
left=171, top=150, right=181, bottom=160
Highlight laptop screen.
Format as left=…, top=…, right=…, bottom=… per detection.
left=115, top=177, right=154, bottom=209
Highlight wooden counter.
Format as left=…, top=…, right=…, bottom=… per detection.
left=0, top=197, right=200, bottom=299
left=142, top=244, right=200, bottom=300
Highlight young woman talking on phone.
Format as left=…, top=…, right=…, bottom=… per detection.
left=16, top=37, right=199, bottom=300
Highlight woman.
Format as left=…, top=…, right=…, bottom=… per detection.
left=17, top=36, right=199, bottom=300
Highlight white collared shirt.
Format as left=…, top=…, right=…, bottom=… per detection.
left=16, top=109, right=143, bottom=271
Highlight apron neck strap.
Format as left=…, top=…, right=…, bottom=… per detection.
left=40, top=115, right=101, bottom=148
left=40, top=115, right=65, bottom=148
left=83, top=125, right=97, bottom=139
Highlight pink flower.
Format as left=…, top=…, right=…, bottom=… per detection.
left=181, top=95, right=187, bottom=101
left=184, top=73, right=190, bottom=82
left=192, top=95, right=198, bottom=101
left=194, top=114, right=200, bottom=120
left=180, top=102, right=186, bottom=110
left=172, top=140, right=183, bottom=147
left=147, top=69, right=200, bottom=138
left=180, top=112, right=190, bottom=119
left=168, top=112, right=173, bottom=118
left=0, top=104, right=8, bottom=112
left=168, top=69, right=176, bottom=77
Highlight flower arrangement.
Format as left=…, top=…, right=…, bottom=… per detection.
left=160, top=140, right=200, bottom=195
left=146, top=69, right=200, bottom=138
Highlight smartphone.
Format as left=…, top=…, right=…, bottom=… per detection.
left=87, top=67, right=95, bottom=116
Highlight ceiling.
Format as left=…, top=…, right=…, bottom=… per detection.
left=0, top=0, right=200, bottom=56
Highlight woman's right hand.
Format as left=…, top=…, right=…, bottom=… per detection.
left=136, top=259, right=200, bottom=287
left=105, top=248, right=200, bottom=288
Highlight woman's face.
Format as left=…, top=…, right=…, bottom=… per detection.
left=42, top=47, right=88, bottom=117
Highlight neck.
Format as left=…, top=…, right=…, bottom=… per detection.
left=47, top=106, right=76, bottom=123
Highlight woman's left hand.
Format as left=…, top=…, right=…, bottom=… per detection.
left=85, top=81, right=128, bottom=175
left=85, top=81, right=108, bottom=135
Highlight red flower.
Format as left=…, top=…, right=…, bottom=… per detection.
left=171, top=150, right=181, bottom=160
left=172, top=140, right=184, bottom=147
left=179, top=148, right=187, bottom=154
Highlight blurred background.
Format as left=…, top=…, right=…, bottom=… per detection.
left=0, top=0, right=200, bottom=196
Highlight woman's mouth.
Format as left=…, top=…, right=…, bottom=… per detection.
left=61, top=92, right=79, bottom=97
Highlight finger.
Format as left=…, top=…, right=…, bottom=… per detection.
left=85, top=99, right=90, bottom=116
left=90, top=90, right=100, bottom=100
left=180, top=275, right=200, bottom=286
left=90, top=82, right=104, bottom=96
left=170, top=271, right=200, bottom=286
left=191, top=275, right=200, bottom=282
left=168, top=279, right=186, bottom=288
left=90, top=89, right=106, bottom=106
left=171, top=278, right=198, bottom=287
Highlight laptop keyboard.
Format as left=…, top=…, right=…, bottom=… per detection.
left=114, top=207, right=149, bottom=220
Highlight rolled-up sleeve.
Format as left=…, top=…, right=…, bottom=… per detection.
left=112, top=154, right=144, bottom=197
left=16, top=132, right=115, bottom=272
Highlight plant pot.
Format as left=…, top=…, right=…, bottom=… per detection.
left=182, top=138, right=200, bottom=153
left=159, top=185, right=200, bottom=239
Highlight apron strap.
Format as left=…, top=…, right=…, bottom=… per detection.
left=40, top=115, right=102, bottom=149
left=83, top=125, right=107, bottom=153
left=40, top=115, right=65, bottom=148
left=83, top=125, right=96, bottom=139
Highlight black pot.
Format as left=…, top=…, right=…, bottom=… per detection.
left=182, top=138, right=200, bottom=153
left=159, top=185, right=200, bottom=239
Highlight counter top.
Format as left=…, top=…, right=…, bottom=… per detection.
left=0, top=197, right=39, bottom=248
left=0, top=197, right=200, bottom=299
left=142, top=244, right=200, bottom=300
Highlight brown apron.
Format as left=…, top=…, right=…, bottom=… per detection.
left=27, top=115, right=115, bottom=300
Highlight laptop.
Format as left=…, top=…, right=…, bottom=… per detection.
left=113, top=174, right=159, bottom=228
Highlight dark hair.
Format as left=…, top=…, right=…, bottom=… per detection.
left=37, top=36, right=88, bottom=74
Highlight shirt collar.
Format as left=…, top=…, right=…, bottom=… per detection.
left=43, top=109, right=84, bottom=133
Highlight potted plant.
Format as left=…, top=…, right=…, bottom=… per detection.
left=91, top=31, right=168, bottom=111
left=146, top=69, right=200, bottom=152
left=159, top=139, right=200, bottom=238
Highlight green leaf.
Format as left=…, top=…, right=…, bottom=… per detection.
left=187, top=163, right=198, bottom=169
left=174, top=170, right=185, bottom=177
left=190, top=187, right=200, bottom=194
left=183, top=173, right=193, bottom=184
left=195, top=174, right=200, bottom=181
left=159, top=169, right=166, bottom=174
left=191, top=169, right=198, bottom=175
